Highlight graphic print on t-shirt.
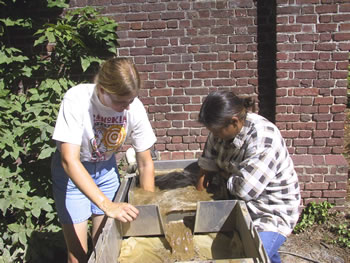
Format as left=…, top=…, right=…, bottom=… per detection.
left=90, top=114, right=127, bottom=161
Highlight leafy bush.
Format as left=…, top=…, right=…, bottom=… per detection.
left=331, top=223, right=350, bottom=248
left=294, top=201, right=334, bottom=234
left=0, top=1, right=118, bottom=262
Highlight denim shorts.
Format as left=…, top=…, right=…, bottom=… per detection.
left=51, top=151, right=120, bottom=224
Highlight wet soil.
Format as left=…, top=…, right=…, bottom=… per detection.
left=125, top=170, right=212, bottom=262
left=120, top=169, right=245, bottom=262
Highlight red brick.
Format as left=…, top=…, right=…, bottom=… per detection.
left=146, top=39, right=169, bottom=47
left=156, top=129, right=166, bottom=136
left=323, top=190, right=347, bottom=198
left=315, top=62, right=336, bottom=70
left=314, top=97, right=334, bottom=105
left=296, top=15, right=317, bottom=23
left=298, top=175, right=312, bottom=182
left=277, top=62, right=301, bottom=70
left=331, top=105, right=346, bottom=113
left=307, top=146, right=332, bottom=155
left=130, top=47, right=153, bottom=56
left=293, top=139, right=314, bottom=146
left=191, top=37, right=216, bottom=45
left=313, top=80, right=335, bottom=88
left=171, top=152, right=185, bottom=160
left=125, top=13, right=148, bottom=21
left=159, top=152, right=171, bottom=160
left=295, top=71, right=317, bottom=79
left=150, top=88, right=172, bottom=97
left=325, top=155, right=348, bottom=165
left=305, top=182, right=329, bottom=190
left=316, top=23, right=337, bottom=32
left=315, top=43, right=337, bottom=51
left=316, top=4, right=337, bottom=14
left=161, top=11, right=185, bottom=20
left=229, top=35, right=254, bottom=44
left=165, top=113, right=189, bottom=121
left=194, top=54, right=217, bottom=62
left=277, top=24, right=302, bottom=32
left=296, top=33, right=319, bottom=42
left=333, top=14, right=350, bottom=22
left=184, top=88, right=209, bottom=95
left=142, top=3, right=166, bottom=12
left=276, top=114, right=300, bottom=122
left=292, top=155, right=313, bottom=165
left=310, top=191, right=322, bottom=198
left=184, top=120, right=202, bottom=128
left=142, top=21, right=166, bottom=29
left=313, top=130, right=332, bottom=138
left=193, top=71, right=218, bottom=79
left=149, top=72, right=172, bottom=81
left=305, top=167, right=328, bottom=174
left=294, top=88, right=318, bottom=96
left=185, top=152, right=196, bottom=159
left=148, top=105, right=171, bottom=113
left=326, top=138, right=343, bottom=146
left=301, top=191, right=310, bottom=198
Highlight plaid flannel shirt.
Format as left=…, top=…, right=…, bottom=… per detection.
left=198, top=113, right=301, bottom=237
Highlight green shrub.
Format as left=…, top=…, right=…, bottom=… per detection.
left=294, top=201, right=334, bottom=234
left=331, top=223, right=350, bottom=248
left=0, top=1, right=118, bottom=262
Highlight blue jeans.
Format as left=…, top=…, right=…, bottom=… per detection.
left=259, top=231, right=286, bottom=263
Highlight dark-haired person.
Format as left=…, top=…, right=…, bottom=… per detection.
left=51, top=58, right=156, bottom=263
left=196, top=90, right=301, bottom=263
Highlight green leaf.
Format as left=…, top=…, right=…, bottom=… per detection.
left=0, top=18, right=31, bottom=27
left=46, top=31, right=56, bottom=43
left=8, top=223, right=21, bottom=233
left=38, top=147, right=55, bottom=160
left=80, top=56, right=91, bottom=72
left=47, top=0, right=69, bottom=8
left=18, top=231, right=27, bottom=246
left=0, top=198, right=10, bottom=214
left=34, top=35, right=47, bottom=46
left=32, top=207, right=41, bottom=218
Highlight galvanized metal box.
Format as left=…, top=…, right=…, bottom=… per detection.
left=88, top=160, right=269, bottom=263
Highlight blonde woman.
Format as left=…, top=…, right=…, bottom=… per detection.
left=51, top=58, right=156, bottom=262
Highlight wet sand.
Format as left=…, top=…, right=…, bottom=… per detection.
left=118, top=231, right=244, bottom=263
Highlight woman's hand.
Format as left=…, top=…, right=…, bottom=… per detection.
left=101, top=200, right=139, bottom=223
left=196, top=168, right=213, bottom=191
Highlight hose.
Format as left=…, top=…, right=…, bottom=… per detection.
left=279, top=250, right=321, bottom=263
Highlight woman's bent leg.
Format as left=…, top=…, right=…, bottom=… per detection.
left=91, top=214, right=107, bottom=247
left=62, top=221, right=88, bottom=263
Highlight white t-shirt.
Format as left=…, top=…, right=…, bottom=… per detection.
left=52, top=84, right=156, bottom=162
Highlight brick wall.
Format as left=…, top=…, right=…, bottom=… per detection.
left=275, top=0, right=350, bottom=209
left=71, top=0, right=259, bottom=160
left=69, top=0, right=349, bottom=209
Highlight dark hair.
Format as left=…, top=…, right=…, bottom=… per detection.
left=198, top=91, right=254, bottom=129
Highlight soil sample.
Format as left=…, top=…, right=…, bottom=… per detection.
left=118, top=231, right=244, bottom=263
left=164, top=220, right=195, bottom=261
